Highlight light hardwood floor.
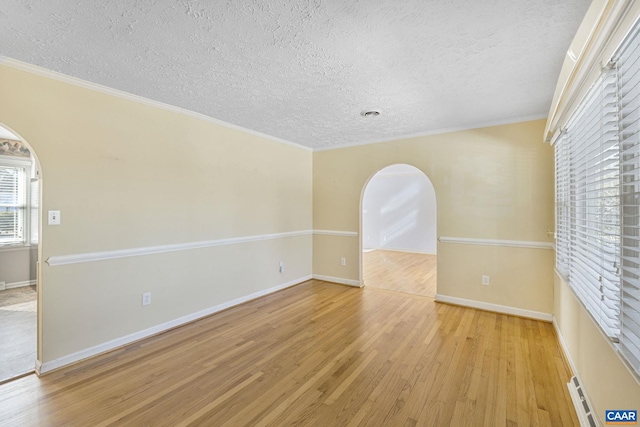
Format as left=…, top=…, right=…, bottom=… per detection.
left=0, top=280, right=577, bottom=426
left=0, top=286, right=37, bottom=383
left=364, top=250, right=437, bottom=297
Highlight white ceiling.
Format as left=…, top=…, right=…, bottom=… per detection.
left=1, top=0, right=591, bottom=150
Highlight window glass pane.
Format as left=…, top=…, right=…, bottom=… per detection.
left=0, top=165, right=25, bottom=244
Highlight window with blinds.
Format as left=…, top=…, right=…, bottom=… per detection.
left=559, top=68, right=621, bottom=339
left=555, top=21, right=640, bottom=376
left=0, top=165, right=26, bottom=245
left=616, top=25, right=640, bottom=375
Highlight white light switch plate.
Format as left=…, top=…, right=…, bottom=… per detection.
left=48, top=210, right=61, bottom=225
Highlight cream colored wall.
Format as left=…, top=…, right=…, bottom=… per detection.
left=0, top=247, right=37, bottom=286
left=313, top=119, right=555, bottom=314
left=554, top=272, right=640, bottom=424
left=0, top=64, right=312, bottom=363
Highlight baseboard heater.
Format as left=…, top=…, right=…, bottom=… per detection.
left=567, top=376, right=598, bottom=427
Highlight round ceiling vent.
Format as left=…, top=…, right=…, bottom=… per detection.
left=360, top=110, right=381, bottom=117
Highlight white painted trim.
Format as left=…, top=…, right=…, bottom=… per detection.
left=434, top=294, right=553, bottom=322
left=0, top=155, right=31, bottom=167
left=312, top=274, right=362, bottom=287
left=6, top=279, right=37, bottom=289
left=553, top=317, right=578, bottom=376
left=312, top=230, right=358, bottom=237
left=313, top=114, right=547, bottom=152
left=438, top=236, right=554, bottom=250
left=46, top=230, right=362, bottom=266
left=0, top=57, right=311, bottom=152
left=38, top=275, right=312, bottom=374
left=46, top=230, right=313, bottom=266
left=368, top=247, right=437, bottom=255
left=34, top=359, right=42, bottom=376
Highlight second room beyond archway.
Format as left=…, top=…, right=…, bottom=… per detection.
left=361, top=164, right=437, bottom=297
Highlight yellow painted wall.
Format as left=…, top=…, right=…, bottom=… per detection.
left=554, top=272, right=640, bottom=424
left=313, top=119, right=555, bottom=314
left=0, top=64, right=313, bottom=363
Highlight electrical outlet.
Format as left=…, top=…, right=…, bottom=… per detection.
left=142, top=292, right=151, bottom=306
left=279, top=261, right=285, bottom=273
left=341, top=257, right=346, bottom=266
left=482, top=275, right=490, bottom=286
left=48, top=210, right=61, bottom=225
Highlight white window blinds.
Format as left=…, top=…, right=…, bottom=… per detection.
left=617, top=25, right=640, bottom=373
left=0, top=165, right=26, bottom=245
left=565, top=69, right=621, bottom=339
left=555, top=20, right=640, bottom=376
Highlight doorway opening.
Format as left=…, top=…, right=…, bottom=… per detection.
left=0, top=124, right=40, bottom=383
left=360, top=164, right=437, bottom=297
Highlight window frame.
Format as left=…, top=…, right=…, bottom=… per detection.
left=0, top=154, right=35, bottom=248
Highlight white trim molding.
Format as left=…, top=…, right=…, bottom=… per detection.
left=553, top=317, right=578, bottom=376
left=38, top=275, right=312, bottom=374
left=46, top=230, right=313, bottom=266
left=46, top=230, right=360, bottom=266
left=438, top=236, right=554, bottom=250
left=312, top=274, right=362, bottom=287
left=365, top=247, right=437, bottom=255
left=0, top=57, right=311, bottom=152
left=5, top=280, right=37, bottom=289
left=312, top=230, right=358, bottom=237
left=544, top=0, right=640, bottom=142
left=435, top=294, right=553, bottom=322
left=313, top=114, right=547, bottom=152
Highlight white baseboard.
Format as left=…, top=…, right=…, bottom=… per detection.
left=5, top=279, right=37, bottom=289
left=38, top=275, right=312, bottom=374
left=553, top=317, right=579, bottom=376
left=312, top=274, right=362, bottom=287
left=434, top=294, right=552, bottom=322
left=370, top=247, right=437, bottom=255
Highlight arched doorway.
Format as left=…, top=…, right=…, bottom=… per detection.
left=0, top=123, right=41, bottom=382
left=360, top=164, right=437, bottom=297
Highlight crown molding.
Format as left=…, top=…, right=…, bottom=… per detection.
left=0, top=57, right=312, bottom=152
left=313, top=114, right=547, bottom=152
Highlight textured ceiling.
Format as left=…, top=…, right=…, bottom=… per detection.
left=0, top=0, right=590, bottom=149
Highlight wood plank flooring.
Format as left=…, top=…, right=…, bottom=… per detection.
left=364, top=250, right=437, bottom=297
left=0, top=280, right=577, bottom=426
left=0, top=286, right=37, bottom=383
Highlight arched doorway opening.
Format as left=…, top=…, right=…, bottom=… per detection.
left=360, top=164, right=437, bottom=297
left=0, top=123, right=41, bottom=382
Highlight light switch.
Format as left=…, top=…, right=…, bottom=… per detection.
left=48, top=210, right=61, bottom=225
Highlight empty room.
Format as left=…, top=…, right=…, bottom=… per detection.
left=1, top=0, right=640, bottom=426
